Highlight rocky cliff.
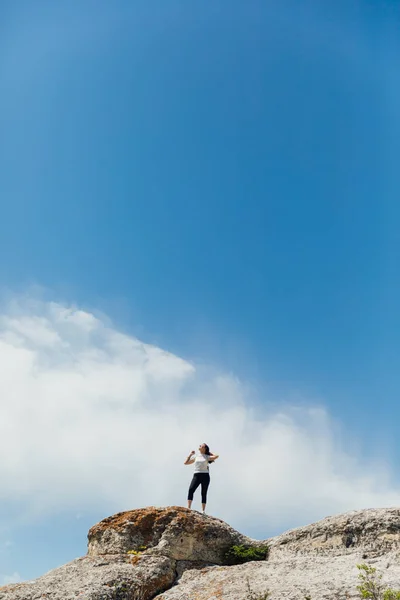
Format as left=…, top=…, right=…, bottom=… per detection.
left=2, top=506, right=400, bottom=600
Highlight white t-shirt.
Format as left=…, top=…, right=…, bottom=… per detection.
left=193, top=453, right=210, bottom=473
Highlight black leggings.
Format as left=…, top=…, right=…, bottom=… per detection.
left=188, top=473, right=210, bottom=504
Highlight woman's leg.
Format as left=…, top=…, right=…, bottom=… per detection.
left=187, top=474, right=201, bottom=509
left=200, top=474, right=210, bottom=513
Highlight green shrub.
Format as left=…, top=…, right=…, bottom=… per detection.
left=383, top=592, right=400, bottom=600
left=357, top=563, right=384, bottom=599
left=357, top=564, right=400, bottom=600
left=224, top=544, right=269, bottom=565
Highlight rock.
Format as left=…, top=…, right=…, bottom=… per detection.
left=269, top=507, right=400, bottom=557
left=153, top=508, right=400, bottom=600
left=88, top=506, right=257, bottom=564
left=153, top=554, right=400, bottom=600
left=3, top=506, right=400, bottom=600
left=0, top=554, right=176, bottom=600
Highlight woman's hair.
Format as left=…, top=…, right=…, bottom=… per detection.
left=204, top=443, right=214, bottom=463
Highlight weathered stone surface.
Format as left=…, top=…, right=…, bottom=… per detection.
left=3, top=507, right=400, bottom=600
left=269, top=507, right=400, bottom=558
left=0, top=554, right=176, bottom=600
left=154, top=508, right=400, bottom=600
left=154, top=554, right=400, bottom=600
left=88, top=506, right=257, bottom=564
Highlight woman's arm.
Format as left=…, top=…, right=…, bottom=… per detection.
left=184, top=450, right=195, bottom=465
left=208, top=453, right=219, bottom=462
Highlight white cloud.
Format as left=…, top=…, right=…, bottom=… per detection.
left=0, top=572, right=22, bottom=585
left=0, top=296, right=398, bottom=536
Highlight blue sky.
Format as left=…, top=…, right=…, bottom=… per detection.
left=1, top=0, right=400, bottom=584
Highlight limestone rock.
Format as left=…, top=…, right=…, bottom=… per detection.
left=154, top=507, right=400, bottom=600
left=88, top=506, right=257, bottom=564
left=3, top=506, right=400, bottom=600
left=0, top=554, right=175, bottom=600
left=269, top=507, right=400, bottom=557
left=153, top=554, right=400, bottom=600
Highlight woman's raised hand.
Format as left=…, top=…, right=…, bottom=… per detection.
left=184, top=450, right=196, bottom=465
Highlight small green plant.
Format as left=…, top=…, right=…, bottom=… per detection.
left=357, top=564, right=384, bottom=600
left=383, top=593, right=400, bottom=600
left=224, top=544, right=269, bottom=565
left=356, top=564, right=400, bottom=600
left=245, top=577, right=270, bottom=600
left=127, top=545, right=147, bottom=556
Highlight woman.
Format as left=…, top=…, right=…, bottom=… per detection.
left=184, top=443, right=219, bottom=514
